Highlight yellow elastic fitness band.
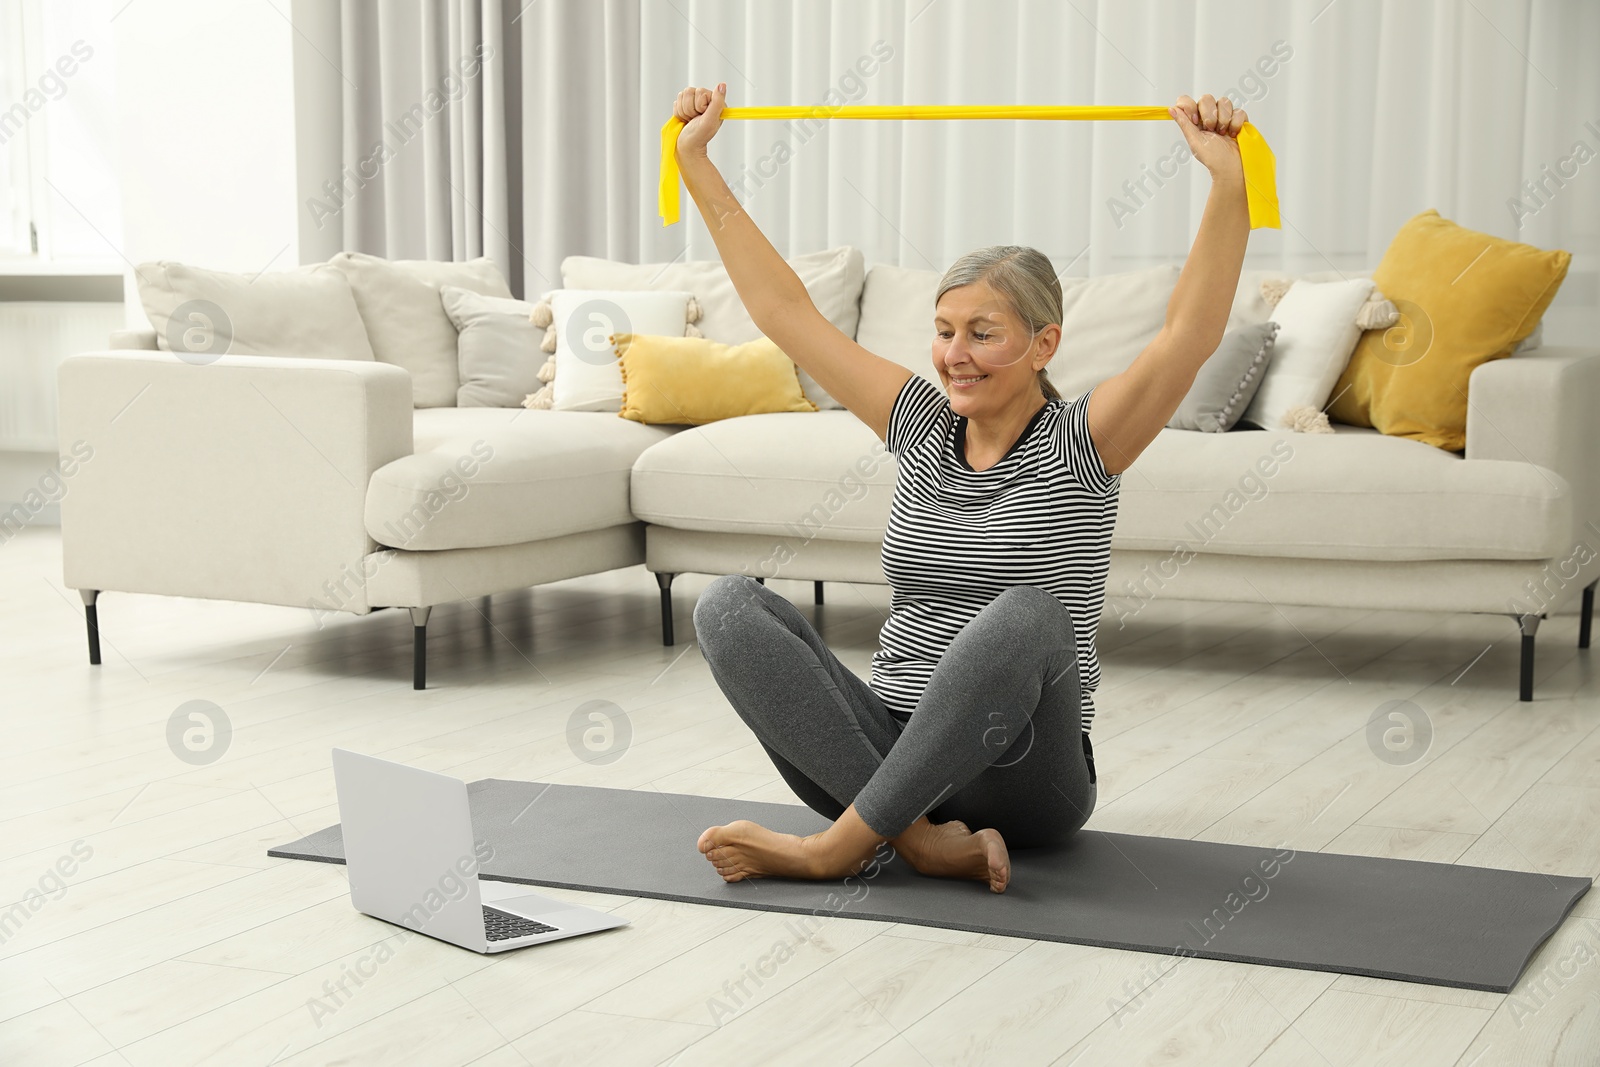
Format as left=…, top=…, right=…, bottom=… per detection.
left=659, top=105, right=1280, bottom=231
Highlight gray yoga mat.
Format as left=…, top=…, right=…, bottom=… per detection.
left=268, top=778, right=1589, bottom=993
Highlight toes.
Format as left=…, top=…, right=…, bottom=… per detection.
left=713, top=858, right=751, bottom=882
left=703, top=842, right=759, bottom=883
left=988, top=857, right=1011, bottom=893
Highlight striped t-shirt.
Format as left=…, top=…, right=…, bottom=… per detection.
left=873, top=373, right=1121, bottom=733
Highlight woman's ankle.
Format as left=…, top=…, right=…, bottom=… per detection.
left=810, top=805, right=889, bottom=877
left=889, top=817, right=938, bottom=868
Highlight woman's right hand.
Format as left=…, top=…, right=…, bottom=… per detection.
left=674, top=82, right=727, bottom=160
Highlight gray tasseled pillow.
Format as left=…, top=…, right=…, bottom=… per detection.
left=1168, top=321, right=1279, bottom=432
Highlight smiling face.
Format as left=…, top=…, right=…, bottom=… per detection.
left=933, top=280, right=1059, bottom=417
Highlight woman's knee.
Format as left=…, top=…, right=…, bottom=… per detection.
left=1020, top=780, right=1096, bottom=849
left=693, top=573, right=763, bottom=642
left=992, top=584, right=1060, bottom=617
left=987, top=586, right=1076, bottom=644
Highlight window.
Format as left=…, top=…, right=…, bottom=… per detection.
left=0, top=0, right=120, bottom=263
left=0, top=0, right=35, bottom=256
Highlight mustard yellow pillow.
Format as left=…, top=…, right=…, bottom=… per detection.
left=1328, top=209, right=1569, bottom=451
left=615, top=332, right=818, bottom=425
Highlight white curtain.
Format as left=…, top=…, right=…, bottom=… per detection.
left=317, top=0, right=1597, bottom=316
left=332, top=0, right=524, bottom=290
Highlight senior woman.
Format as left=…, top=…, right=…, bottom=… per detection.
left=675, top=82, right=1251, bottom=893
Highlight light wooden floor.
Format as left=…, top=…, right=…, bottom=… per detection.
left=2, top=525, right=1597, bottom=1067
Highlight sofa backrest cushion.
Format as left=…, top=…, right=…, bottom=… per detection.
left=1049, top=264, right=1182, bottom=400
left=328, top=252, right=513, bottom=408
left=855, top=262, right=942, bottom=387
left=560, top=245, right=865, bottom=411
left=857, top=261, right=1183, bottom=400
left=134, top=260, right=375, bottom=364
left=857, top=262, right=1390, bottom=406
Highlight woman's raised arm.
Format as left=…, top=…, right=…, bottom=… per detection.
left=1085, top=93, right=1252, bottom=475
left=673, top=84, right=912, bottom=440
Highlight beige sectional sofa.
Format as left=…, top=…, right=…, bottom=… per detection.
left=57, top=247, right=1598, bottom=699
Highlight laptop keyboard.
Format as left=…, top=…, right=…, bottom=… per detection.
left=483, top=906, right=559, bottom=941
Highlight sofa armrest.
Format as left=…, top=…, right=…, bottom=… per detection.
left=1467, top=345, right=1600, bottom=599
left=57, top=350, right=413, bottom=614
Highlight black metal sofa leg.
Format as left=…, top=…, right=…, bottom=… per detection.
left=81, top=589, right=101, bottom=665
left=657, top=572, right=675, bottom=646
left=815, top=580, right=824, bottom=605
left=1581, top=579, right=1596, bottom=650
left=411, top=606, right=431, bottom=690
left=1517, top=613, right=1541, bottom=702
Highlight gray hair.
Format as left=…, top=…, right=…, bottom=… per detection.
left=935, top=245, right=1063, bottom=401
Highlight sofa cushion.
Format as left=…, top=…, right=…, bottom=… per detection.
left=855, top=262, right=942, bottom=387
left=329, top=253, right=513, bottom=409
left=367, top=409, right=680, bottom=551
left=561, top=246, right=865, bottom=411
left=1114, top=425, right=1570, bottom=561
left=442, top=287, right=542, bottom=408
left=633, top=412, right=1569, bottom=562
left=1049, top=264, right=1181, bottom=400
left=859, top=263, right=1372, bottom=385
left=630, top=411, right=897, bottom=542
left=134, top=261, right=375, bottom=363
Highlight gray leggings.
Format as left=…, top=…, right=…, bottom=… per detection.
left=693, top=575, right=1097, bottom=848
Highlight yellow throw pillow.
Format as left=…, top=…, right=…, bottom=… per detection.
left=1328, top=209, right=1569, bottom=451
left=615, top=332, right=818, bottom=425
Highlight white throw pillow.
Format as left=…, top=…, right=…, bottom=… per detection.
left=442, top=287, right=542, bottom=408
left=1228, top=268, right=1373, bottom=332
left=328, top=252, right=512, bottom=408
left=135, top=260, right=374, bottom=363
left=547, top=289, right=694, bottom=411
left=1242, top=277, right=1376, bottom=430
left=560, top=246, right=865, bottom=410
left=1047, top=264, right=1182, bottom=401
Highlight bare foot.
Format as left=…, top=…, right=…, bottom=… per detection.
left=698, top=819, right=858, bottom=883
left=893, top=818, right=1011, bottom=893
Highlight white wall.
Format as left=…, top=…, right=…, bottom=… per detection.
left=111, top=0, right=300, bottom=321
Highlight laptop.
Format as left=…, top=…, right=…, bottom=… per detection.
left=331, top=748, right=629, bottom=952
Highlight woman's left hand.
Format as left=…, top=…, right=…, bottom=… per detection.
left=1170, top=94, right=1245, bottom=182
